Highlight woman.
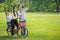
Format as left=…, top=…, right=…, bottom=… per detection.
left=11, top=6, right=18, bottom=38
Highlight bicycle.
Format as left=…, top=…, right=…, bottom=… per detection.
left=6, top=25, right=28, bottom=38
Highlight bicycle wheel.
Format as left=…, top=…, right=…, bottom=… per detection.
left=18, top=28, right=28, bottom=37
left=17, top=29, right=21, bottom=37
left=22, top=28, right=28, bottom=37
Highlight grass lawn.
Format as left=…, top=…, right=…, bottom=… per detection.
left=0, top=12, right=60, bottom=40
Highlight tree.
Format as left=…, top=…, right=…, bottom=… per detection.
left=0, top=0, right=5, bottom=3
left=55, top=0, right=60, bottom=12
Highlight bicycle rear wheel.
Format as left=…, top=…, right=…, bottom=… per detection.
left=24, top=28, right=28, bottom=37
left=21, top=28, right=28, bottom=37
left=18, top=28, right=28, bottom=38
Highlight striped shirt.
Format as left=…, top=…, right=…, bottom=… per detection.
left=17, top=9, right=26, bottom=21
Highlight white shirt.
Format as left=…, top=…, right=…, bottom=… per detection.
left=11, top=12, right=18, bottom=19
left=17, top=9, right=26, bottom=21
left=6, top=15, right=12, bottom=22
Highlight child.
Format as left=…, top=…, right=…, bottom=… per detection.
left=17, top=4, right=28, bottom=37
left=11, top=6, right=18, bottom=38
left=5, top=9, right=12, bottom=31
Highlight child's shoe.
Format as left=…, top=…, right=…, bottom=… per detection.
left=10, top=35, right=14, bottom=38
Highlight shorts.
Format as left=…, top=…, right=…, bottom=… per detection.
left=19, top=21, right=26, bottom=27
left=7, top=22, right=11, bottom=28
left=11, top=19, right=18, bottom=28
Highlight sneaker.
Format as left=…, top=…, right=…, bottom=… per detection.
left=6, top=28, right=10, bottom=32
left=10, top=35, right=14, bottom=38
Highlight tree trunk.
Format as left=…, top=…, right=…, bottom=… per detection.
left=56, top=0, right=60, bottom=12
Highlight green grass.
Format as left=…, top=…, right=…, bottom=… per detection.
left=0, top=12, right=60, bottom=40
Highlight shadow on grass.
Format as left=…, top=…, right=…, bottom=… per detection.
left=0, top=36, right=19, bottom=40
